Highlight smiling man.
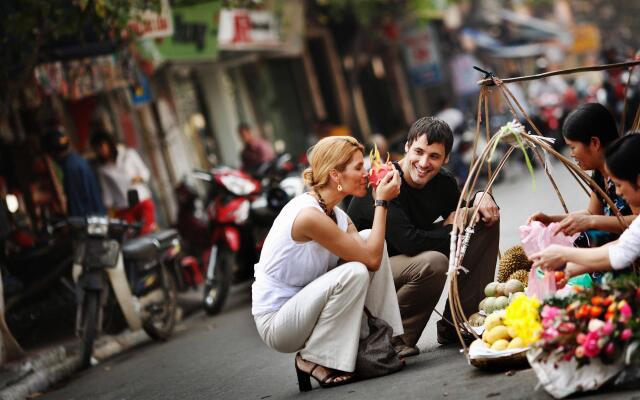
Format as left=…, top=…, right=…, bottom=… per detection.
left=348, top=117, right=500, bottom=356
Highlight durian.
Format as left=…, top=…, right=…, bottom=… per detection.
left=508, top=269, right=529, bottom=287
left=497, top=245, right=532, bottom=282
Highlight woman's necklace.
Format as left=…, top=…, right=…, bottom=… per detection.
left=313, top=190, right=336, bottom=221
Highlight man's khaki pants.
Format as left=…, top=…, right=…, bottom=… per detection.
left=254, top=231, right=403, bottom=373
left=390, top=221, right=500, bottom=346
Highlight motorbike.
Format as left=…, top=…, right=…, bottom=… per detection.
left=176, top=167, right=261, bottom=316
left=250, top=153, right=305, bottom=240
left=1, top=200, right=76, bottom=347
left=68, top=214, right=178, bottom=369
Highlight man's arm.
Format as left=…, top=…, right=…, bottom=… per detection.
left=385, top=201, right=452, bottom=256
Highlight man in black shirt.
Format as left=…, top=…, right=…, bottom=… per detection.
left=348, top=117, right=500, bottom=355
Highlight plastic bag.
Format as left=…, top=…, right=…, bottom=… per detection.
left=518, top=221, right=578, bottom=257
left=528, top=347, right=623, bottom=399
left=526, top=267, right=556, bottom=300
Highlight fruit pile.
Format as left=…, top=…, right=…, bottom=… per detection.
left=468, top=279, right=526, bottom=326
left=471, top=311, right=526, bottom=351
left=469, top=277, right=531, bottom=352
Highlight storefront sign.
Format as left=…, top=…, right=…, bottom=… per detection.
left=217, top=3, right=303, bottom=54
left=34, top=55, right=133, bottom=100
left=402, top=25, right=443, bottom=87
left=153, top=1, right=220, bottom=61
left=128, top=0, right=174, bottom=39
left=218, top=9, right=279, bottom=49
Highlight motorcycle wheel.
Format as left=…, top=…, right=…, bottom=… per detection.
left=203, top=249, right=232, bottom=315
left=142, top=266, right=177, bottom=341
left=80, top=291, right=100, bottom=370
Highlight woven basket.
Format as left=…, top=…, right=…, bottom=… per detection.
left=469, top=349, right=530, bottom=371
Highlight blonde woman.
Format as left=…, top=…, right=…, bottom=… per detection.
left=252, top=136, right=403, bottom=392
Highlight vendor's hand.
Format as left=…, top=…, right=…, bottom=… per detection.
left=443, top=210, right=465, bottom=231
left=473, top=192, right=499, bottom=226
left=530, top=244, right=568, bottom=271
left=527, top=211, right=552, bottom=225
left=553, top=214, right=592, bottom=236
left=375, top=169, right=401, bottom=201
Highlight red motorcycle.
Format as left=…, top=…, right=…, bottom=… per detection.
left=176, top=167, right=261, bottom=315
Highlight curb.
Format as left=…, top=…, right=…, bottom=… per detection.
left=0, top=329, right=150, bottom=400
left=0, top=307, right=183, bottom=400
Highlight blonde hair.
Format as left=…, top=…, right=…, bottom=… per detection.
left=303, top=136, right=364, bottom=189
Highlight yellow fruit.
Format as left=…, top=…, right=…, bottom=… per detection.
left=470, top=339, right=487, bottom=351
left=491, top=339, right=509, bottom=351
left=483, top=313, right=503, bottom=331
left=486, top=325, right=510, bottom=344
left=508, top=337, right=525, bottom=349
left=482, top=329, right=489, bottom=342
left=507, top=326, right=518, bottom=339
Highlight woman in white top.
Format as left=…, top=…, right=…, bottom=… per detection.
left=252, top=136, right=403, bottom=392
left=531, top=134, right=640, bottom=277
left=91, top=131, right=157, bottom=234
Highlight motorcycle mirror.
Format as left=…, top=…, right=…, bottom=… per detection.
left=127, top=189, right=140, bottom=208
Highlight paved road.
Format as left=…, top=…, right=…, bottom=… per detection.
left=45, top=161, right=638, bottom=399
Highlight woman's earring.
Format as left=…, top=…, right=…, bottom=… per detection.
left=337, top=184, right=343, bottom=192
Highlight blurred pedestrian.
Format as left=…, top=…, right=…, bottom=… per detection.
left=42, top=128, right=105, bottom=217
left=90, top=130, right=156, bottom=234
left=238, top=122, right=275, bottom=175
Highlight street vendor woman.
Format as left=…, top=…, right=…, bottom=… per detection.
left=251, top=136, right=404, bottom=392
left=528, top=103, right=636, bottom=249
left=531, top=134, right=640, bottom=278
left=348, top=116, right=500, bottom=356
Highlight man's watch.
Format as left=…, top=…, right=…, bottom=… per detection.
left=374, top=199, right=388, bottom=208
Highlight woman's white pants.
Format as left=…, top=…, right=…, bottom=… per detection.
left=254, top=230, right=403, bottom=372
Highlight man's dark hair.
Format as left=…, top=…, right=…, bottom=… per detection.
left=563, top=103, right=619, bottom=146
left=41, top=128, right=70, bottom=155
left=406, top=116, right=453, bottom=156
left=605, top=133, right=640, bottom=186
left=90, top=130, right=118, bottom=162
left=238, top=122, right=251, bottom=131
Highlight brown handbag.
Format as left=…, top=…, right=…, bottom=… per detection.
left=355, top=308, right=404, bottom=379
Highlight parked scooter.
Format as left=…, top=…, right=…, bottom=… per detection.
left=176, top=167, right=261, bottom=316
left=68, top=212, right=178, bottom=369
left=251, top=153, right=305, bottom=236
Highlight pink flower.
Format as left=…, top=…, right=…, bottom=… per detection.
left=602, top=321, right=615, bottom=336
left=542, top=327, right=559, bottom=340
left=576, top=333, right=586, bottom=344
left=583, top=331, right=602, bottom=358
left=584, top=339, right=601, bottom=358
left=621, top=328, right=633, bottom=341
left=557, top=322, right=576, bottom=334
left=541, top=305, right=561, bottom=321
left=605, top=342, right=616, bottom=355
left=619, top=302, right=632, bottom=322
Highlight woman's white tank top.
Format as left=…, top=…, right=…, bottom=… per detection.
left=251, top=193, right=348, bottom=316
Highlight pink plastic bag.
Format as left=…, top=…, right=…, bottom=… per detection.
left=526, top=267, right=557, bottom=300
left=518, top=221, right=578, bottom=257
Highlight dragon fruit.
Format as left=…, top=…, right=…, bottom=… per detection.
left=368, top=143, right=393, bottom=189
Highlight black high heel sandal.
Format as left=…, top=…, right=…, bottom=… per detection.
left=294, top=353, right=354, bottom=392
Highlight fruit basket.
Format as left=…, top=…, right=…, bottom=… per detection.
left=469, top=346, right=530, bottom=371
